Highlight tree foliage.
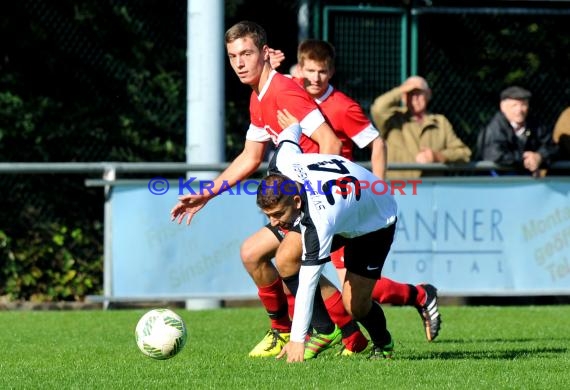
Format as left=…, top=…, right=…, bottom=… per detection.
left=0, top=1, right=189, bottom=301
left=0, top=0, right=300, bottom=301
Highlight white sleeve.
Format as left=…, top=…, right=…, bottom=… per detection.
left=246, top=123, right=271, bottom=142
left=352, top=124, right=380, bottom=149
left=277, top=122, right=302, bottom=145
left=299, top=109, right=326, bottom=138
left=274, top=123, right=303, bottom=172
left=290, top=264, right=325, bottom=343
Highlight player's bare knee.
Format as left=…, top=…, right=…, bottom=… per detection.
left=274, top=253, right=299, bottom=277
left=240, top=240, right=264, bottom=271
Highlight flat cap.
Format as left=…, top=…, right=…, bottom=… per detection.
left=500, top=86, right=532, bottom=101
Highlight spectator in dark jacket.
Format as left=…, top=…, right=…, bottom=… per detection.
left=477, top=86, right=557, bottom=176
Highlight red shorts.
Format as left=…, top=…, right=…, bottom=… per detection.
left=265, top=222, right=301, bottom=240
left=330, top=246, right=345, bottom=269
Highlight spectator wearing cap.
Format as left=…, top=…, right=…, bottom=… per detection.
left=371, top=75, right=471, bottom=178
left=476, top=86, right=557, bottom=176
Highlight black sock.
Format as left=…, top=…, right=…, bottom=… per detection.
left=406, top=284, right=418, bottom=306
left=340, top=321, right=361, bottom=339
left=282, top=273, right=335, bottom=334
left=358, top=301, right=391, bottom=347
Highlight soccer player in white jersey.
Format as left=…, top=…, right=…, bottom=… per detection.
left=269, top=40, right=441, bottom=344
left=258, top=109, right=398, bottom=362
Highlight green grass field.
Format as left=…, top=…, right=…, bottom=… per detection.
left=1, top=305, right=568, bottom=389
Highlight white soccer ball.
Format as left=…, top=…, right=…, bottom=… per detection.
left=135, top=308, right=187, bottom=360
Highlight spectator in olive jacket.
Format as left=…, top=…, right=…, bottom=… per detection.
left=370, top=76, right=471, bottom=178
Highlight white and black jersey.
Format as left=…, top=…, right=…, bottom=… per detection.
left=267, top=124, right=397, bottom=343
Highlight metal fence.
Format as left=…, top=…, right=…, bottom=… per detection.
left=319, top=4, right=570, bottom=159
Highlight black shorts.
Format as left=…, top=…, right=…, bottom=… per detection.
left=265, top=223, right=301, bottom=242
left=331, top=221, right=396, bottom=280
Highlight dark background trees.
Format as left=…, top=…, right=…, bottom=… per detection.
left=0, top=0, right=301, bottom=301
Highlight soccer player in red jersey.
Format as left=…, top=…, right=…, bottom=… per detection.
left=269, top=39, right=442, bottom=346
left=171, top=21, right=358, bottom=359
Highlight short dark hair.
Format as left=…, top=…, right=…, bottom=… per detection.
left=256, top=174, right=299, bottom=209
left=297, top=39, right=336, bottom=70
left=225, top=21, right=267, bottom=49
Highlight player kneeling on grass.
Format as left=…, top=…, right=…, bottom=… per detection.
left=258, top=109, right=398, bottom=362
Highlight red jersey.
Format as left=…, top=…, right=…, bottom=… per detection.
left=246, top=71, right=326, bottom=153
left=314, top=85, right=380, bottom=161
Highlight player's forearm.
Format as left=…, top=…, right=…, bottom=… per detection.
left=277, top=123, right=303, bottom=145
left=208, top=152, right=262, bottom=195
left=370, top=137, right=387, bottom=180
left=319, top=138, right=342, bottom=155
left=290, top=264, right=324, bottom=343
left=310, top=123, right=342, bottom=155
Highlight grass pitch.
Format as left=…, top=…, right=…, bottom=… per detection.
left=1, top=305, right=568, bottom=389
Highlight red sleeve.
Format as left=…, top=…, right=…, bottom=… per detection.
left=275, top=87, right=319, bottom=122
left=341, top=100, right=371, bottom=138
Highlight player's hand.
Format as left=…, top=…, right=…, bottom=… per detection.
left=276, top=341, right=305, bottom=363
left=268, top=48, right=286, bottom=70
left=170, top=194, right=210, bottom=225
left=276, top=109, right=299, bottom=130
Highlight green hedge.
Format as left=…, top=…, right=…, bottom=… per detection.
left=0, top=224, right=102, bottom=302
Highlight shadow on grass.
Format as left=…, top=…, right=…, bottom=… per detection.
left=404, top=346, right=567, bottom=360
left=434, top=336, right=570, bottom=344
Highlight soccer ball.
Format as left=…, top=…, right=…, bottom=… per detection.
left=135, top=308, right=187, bottom=360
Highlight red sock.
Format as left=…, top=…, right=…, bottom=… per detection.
left=341, top=326, right=369, bottom=353
left=324, top=291, right=368, bottom=352
left=257, top=278, right=291, bottom=332
left=324, top=290, right=352, bottom=328
left=415, top=284, right=427, bottom=307
left=372, top=277, right=421, bottom=306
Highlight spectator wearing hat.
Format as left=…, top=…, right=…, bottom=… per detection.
left=476, top=86, right=557, bottom=176
left=371, top=76, right=471, bottom=178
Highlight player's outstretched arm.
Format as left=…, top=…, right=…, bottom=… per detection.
left=170, top=140, right=266, bottom=225
left=170, top=195, right=209, bottom=226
